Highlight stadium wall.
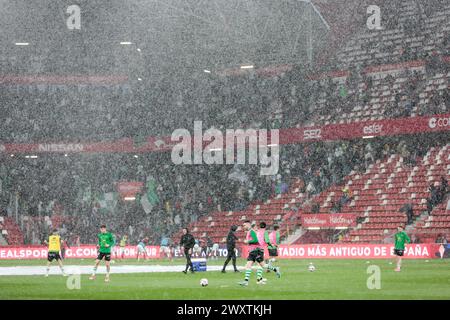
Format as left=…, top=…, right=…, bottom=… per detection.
left=0, top=244, right=443, bottom=260
left=242, top=244, right=442, bottom=259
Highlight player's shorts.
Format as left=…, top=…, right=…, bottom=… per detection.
left=268, top=248, right=278, bottom=257
left=47, top=252, right=61, bottom=262
left=247, top=248, right=264, bottom=263
left=137, top=245, right=146, bottom=254
left=97, top=252, right=111, bottom=261
left=394, top=249, right=404, bottom=256
left=226, top=247, right=236, bottom=257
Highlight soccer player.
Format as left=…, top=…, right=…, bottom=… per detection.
left=160, top=235, right=173, bottom=260
left=89, top=225, right=115, bottom=282
left=193, top=242, right=202, bottom=258
left=259, top=222, right=281, bottom=277
left=110, top=233, right=117, bottom=263
left=136, top=237, right=149, bottom=261
left=211, top=242, right=219, bottom=260
left=180, top=227, right=195, bottom=274
left=393, top=225, right=410, bottom=272
left=200, top=238, right=208, bottom=258
left=60, top=238, right=70, bottom=260
left=44, top=229, right=67, bottom=277
left=266, top=224, right=280, bottom=268
left=206, top=236, right=214, bottom=259
left=221, top=225, right=239, bottom=273
left=118, top=234, right=128, bottom=261
left=239, top=221, right=280, bottom=287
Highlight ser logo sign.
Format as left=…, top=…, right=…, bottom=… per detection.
left=303, top=129, right=322, bottom=140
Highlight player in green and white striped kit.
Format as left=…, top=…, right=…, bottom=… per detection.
left=239, top=221, right=280, bottom=286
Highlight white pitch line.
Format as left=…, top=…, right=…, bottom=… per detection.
left=0, top=265, right=243, bottom=276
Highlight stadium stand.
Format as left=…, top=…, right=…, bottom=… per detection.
left=1, top=217, right=24, bottom=245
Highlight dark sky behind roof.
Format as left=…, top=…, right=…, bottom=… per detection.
left=0, top=0, right=331, bottom=78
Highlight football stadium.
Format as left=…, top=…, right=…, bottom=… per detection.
left=0, top=0, right=449, bottom=302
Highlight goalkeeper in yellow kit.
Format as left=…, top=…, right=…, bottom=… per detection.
left=44, top=229, right=67, bottom=277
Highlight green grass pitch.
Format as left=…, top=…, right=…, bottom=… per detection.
left=0, top=258, right=449, bottom=299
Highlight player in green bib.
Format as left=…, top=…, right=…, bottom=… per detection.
left=266, top=224, right=280, bottom=271
left=393, top=225, right=410, bottom=272
left=89, top=225, right=115, bottom=282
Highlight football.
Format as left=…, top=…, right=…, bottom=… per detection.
left=200, top=278, right=208, bottom=287
left=308, top=264, right=316, bottom=272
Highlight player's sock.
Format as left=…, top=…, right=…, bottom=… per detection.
left=265, top=264, right=276, bottom=272
left=244, top=269, right=252, bottom=282
left=92, top=266, right=97, bottom=275
left=256, top=267, right=263, bottom=281
left=46, top=267, right=50, bottom=275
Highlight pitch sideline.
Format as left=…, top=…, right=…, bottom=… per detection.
left=0, top=264, right=245, bottom=276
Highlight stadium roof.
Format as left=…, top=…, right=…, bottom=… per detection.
left=0, top=0, right=331, bottom=80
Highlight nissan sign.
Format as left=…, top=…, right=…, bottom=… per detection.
left=38, top=144, right=84, bottom=152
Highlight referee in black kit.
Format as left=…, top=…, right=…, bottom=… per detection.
left=221, top=225, right=240, bottom=273
left=180, top=227, right=196, bottom=274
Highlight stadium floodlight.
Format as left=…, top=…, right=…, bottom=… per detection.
left=25, top=155, right=38, bottom=159
left=137, top=78, right=142, bottom=81
left=15, top=42, right=29, bottom=46
left=10, top=154, right=14, bottom=157
left=124, top=197, right=136, bottom=201
left=208, top=148, right=222, bottom=152
left=240, top=65, right=254, bottom=69
left=64, top=154, right=68, bottom=157
left=204, top=69, right=211, bottom=73
left=308, top=227, right=321, bottom=230
left=363, top=136, right=375, bottom=139
left=134, top=155, right=139, bottom=158
left=120, top=41, right=133, bottom=45
left=267, top=144, right=278, bottom=147
left=137, top=48, right=141, bottom=52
